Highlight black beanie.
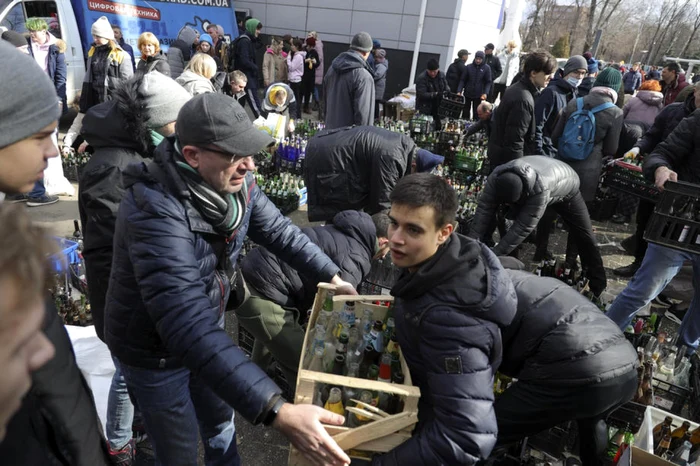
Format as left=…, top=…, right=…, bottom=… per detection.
left=494, top=172, right=524, bottom=203
left=427, top=58, right=439, bottom=71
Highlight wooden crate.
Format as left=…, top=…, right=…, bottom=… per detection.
left=288, top=283, right=421, bottom=465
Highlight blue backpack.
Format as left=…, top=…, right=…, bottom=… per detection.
left=558, top=97, right=615, bottom=161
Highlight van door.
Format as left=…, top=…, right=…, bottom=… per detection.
left=0, top=0, right=84, bottom=105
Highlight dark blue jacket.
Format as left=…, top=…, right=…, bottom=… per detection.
left=374, top=235, right=517, bottom=465
left=234, top=33, right=258, bottom=81
left=118, top=38, right=136, bottom=69
left=27, top=38, right=67, bottom=113
left=457, top=58, right=492, bottom=99
left=104, top=137, right=340, bottom=423
left=242, top=210, right=375, bottom=311
left=622, top=70, right=642, bottom=93
left=534, top=77, right=577, bottom=157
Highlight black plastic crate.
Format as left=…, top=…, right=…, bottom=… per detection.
left=607, top=401, right=647, bottom=434
left=603, top=161, right=660, bottom=203
left=652, top=376, right=691, bottom=415
left=644, top=181, right=700, bottom=254
left=589, top=197, right=619, bottom=221
left=237, top=325, right=256, bottom=357
left=690, top=354, right=700, bottom=422
left=409, top=117, right=432, bottom=135
left=437, top=130, right=463, bottom=146
left=527, top=421, right=576, bottom=459
left=438, top=92, right=465, bottom=119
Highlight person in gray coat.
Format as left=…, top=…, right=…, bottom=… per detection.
left=323, top=32, right=375, bottom=129
left=167, top=26, right=198, bottom=79
left=469, top=156, right=607, bottom=297
left=373, top=49, right=388, bottom=118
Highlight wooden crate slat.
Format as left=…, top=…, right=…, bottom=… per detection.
left=332, top=412, right=417, bottom=450
left=297, top=370, right=420, bottom=397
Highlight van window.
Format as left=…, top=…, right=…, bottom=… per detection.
left=0, top=0, right=61, bottom=38
left=1, top=3, right=26, bottom=32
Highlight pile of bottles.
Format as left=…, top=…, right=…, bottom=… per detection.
left=463, top=130, right=488, bottom=147
left=273, top=136, right=308, bottom=175
left=660, top=196, right=700, bottom=246
left=255, top=171, right=304, bottom=215
left=453, top=144, right=487, bottom=173
left=635, top=332, right=692, bottom=389
left=651, top=416, right=700, bottom=462
left=304, top=293, right=405, bottom=426
left=534, top=259, right=590, bottom=293
left=294, top=119, right=325, bottom=138
left=374, top=117, right=408, bottom=134
left=53, top=287, right=93, bottom=326
left=606, top=423, right=635, bottom=462
left=455, top=176, right=486, bottom=222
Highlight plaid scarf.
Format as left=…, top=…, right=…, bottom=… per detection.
left=174, top=147, right=247, bottom=238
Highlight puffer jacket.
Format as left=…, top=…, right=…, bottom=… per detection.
left=374, top=60, right=388, bottom=101
left=373, top=235, right=517, bottom=465
left=644, top=108, right=700, bottom=185
left=415, top=69, right=448, bottom=115
left=104, top=136, right=340, bottom=423
left=233, top=33, right=258, bottom=82
left=484, top=52, right=502, bottom=82
left=623, top=90, right=663, bottom=126
left=79, top=80, right=154, bottom=342
left=286, top=50, right=305, bottom=83
left=469, top=156, right=580, bottom=256
left=494, top=49, right=519, bottom=86
left=488, top=77, right=539, bottom=168
left=27, top=34, right=67, bottom=112
left=501, top=270, right=638, bottom=385
left=663, top=73, right=689, bottom=106
left=323, top=50, right=375, bottom=129
left=457, top=54, right=492, bottom=99
left=552, top=89, right=624, bottom=201
left=534, top=77, right=577, bottom=157
left=622, top=70, right=642, bottom=93
left=136, top=52, right=170, bottom=76
left=167, top=26, right=197, bottom=79
left=242, top=210, right=375, bottom=311
left=176, top=69, right=215, bottom=95
left=80, top=43, right=133, bottom=112
left=446, top=58, right=466, bottom=93
left=635, top=91, right=696, bottom=155
left=304, top=126, right=415, bottom=222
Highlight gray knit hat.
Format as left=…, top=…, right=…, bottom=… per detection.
left=350, top=32, right=373, bottom=53
left=140, top=71, right=191, bottom=128
left=563, top=55, right=587, bottom=77
left=0, top=41, right=60, bottom=149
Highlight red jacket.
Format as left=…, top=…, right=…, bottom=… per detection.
left=663, top=73, right=689, bottom=106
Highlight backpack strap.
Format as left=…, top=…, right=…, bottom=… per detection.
left=590, top=101, right=616, bottom=114
left=576, top=97, right=583, bottom=112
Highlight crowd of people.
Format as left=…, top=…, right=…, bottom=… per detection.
left=1, top=9, right=700, bottom=466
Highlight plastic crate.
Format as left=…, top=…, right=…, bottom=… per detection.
left=409, top=117, right=432, bottom=135
left=635, top=405, right=699, bottom=453
left=527, top=421, right=576, bottom=459
left=438, top=92, right=465, bottom=119
left=237, top=324, right=256, bottom=357
left=437, top=130, right=463, bottom=146
left=652, top=376, right=691, bottom=415
left=589, top=197, right=619, bottom=221
left=51, top=237, right=80, bottom=273
left=607, top=401, right=648, bottom=434
left=690, top=355, right=700, bottom=422
left=603, top=161, right=660, bottom=203
left=644, top=181, right=700, bottom=254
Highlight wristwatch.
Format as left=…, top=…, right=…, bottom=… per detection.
left=263, top=396, right=286, bottom=426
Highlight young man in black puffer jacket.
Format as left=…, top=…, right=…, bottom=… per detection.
left=238, top=210, right=390, bottom=383
left=373, top=173, right=517, bottom=465
left=491, top=267, right=638, bottom=465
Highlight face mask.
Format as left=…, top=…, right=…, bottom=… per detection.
left=567, top=76, right=583, bottom=88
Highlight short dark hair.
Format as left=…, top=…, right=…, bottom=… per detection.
left=390, top=173, right=458, bottom=228
left=371, top=212, right=391, bottom=238
left=427, top=58, right=439, bottom=71
left=664, top=62, right=682, bottom=74
left=292, top=38, right=303, bottom=50
left=523, top=50, right=557, bottom=77
left=207, top=23, right=218, bottom=30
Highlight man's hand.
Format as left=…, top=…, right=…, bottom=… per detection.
left=655, top=166, right=678, bottom=191
left=330, top=275, right=357, bottom=295
left=61, top=145, right=72, bottom=158
left=624, top=147, right=640, bottom=160
left=78, top=141, right=89, bottom=153
left=480, top=94, right=487, bottom=100
left=273, top=403, right=350, bottom=466
left=288, top=119, right=296, bottom=133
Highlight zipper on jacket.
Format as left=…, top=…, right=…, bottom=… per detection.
left=215, top=271, right=225, bottom=318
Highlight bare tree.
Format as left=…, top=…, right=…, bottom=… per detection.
left=583, top=0, right=626, bottom=52
left=678, top=3, right=700, bottom=57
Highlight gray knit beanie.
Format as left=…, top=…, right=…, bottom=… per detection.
left=140, top=71, right=191, bottom=128
left=563, top=55, right=587, bottom=77
left=0, top=41, right=60, bottom=149
left=350, top=32, right=373, bottom=53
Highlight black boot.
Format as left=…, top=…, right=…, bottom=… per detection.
left=613, top=259, right=642, bottom=278
left=533, top=248, right=555, bottom=262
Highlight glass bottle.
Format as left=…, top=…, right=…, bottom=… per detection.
left=653, top=416, right=674, bottom=448
left=369, top=320, right=386, bottom=353
left=349, top=391, right=374, bottom=427
left=307, top=346, right=325, bottom=373
left=324, top=387, right=345, bottom=416
left=341, top=301, right=357, bottom=327
left=655, top=433, right=672, bottom=456
left=658, top=349, right=677, bottom=382
left=342, top=363, right=360, bottom=405
left=359, top=344, right=378, bottom=379
left=323, top=289, right=335, bottom=312
left=378, top=353, right=392, bottom=383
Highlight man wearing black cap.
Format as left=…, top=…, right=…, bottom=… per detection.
left=468, top=155, right=607, bottom=298
left=484, top=43, right=502, bottom=102
left=416, top=58, right=448, bottom=127
left=323, top=31, right=375, bottom=129
left=104, top=93, right=355, bottom=466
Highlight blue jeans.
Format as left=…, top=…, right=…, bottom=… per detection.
left=107, top=357, right=135, bottom=450
left=29, top=180, right=45, bottom=198
left=120, top=363, right=238, bottom=466
left=606, top=243, right=700, bottom=350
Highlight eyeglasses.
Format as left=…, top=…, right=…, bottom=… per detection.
left=201, top=146, right=270, bottom=164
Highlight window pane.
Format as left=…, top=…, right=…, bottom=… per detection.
left=24, top=1, right=60, bottom=38
left=0, top=3, right=26, bottom=32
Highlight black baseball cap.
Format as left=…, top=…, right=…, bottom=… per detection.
left=176, top=93, right=275, bottom=156
left=485, top=43, right=495, bottom=50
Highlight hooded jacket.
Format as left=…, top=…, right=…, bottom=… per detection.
left=501, top=270, right=637, bottom=385
left=374, top=59, right=388, bottom=101
left=176, top=69, right=215, bottom=96
left=262, top=47, right=287, bottom=85
left=457, top=52, right=492, bottom=99
left=446, top=58, right=467, bottom=93
left=286, top=49, right=305, bottom=83
left=484, top=52, right=502, bottom=82
left=622, top=70, right=642, bottom=93
left=78, top=79, right=155, bottom=342
left=644, top=106, right=700, bottom=185
left=242, top=210, right=375, bottom=311
left=304, top=126, right=415, bottom=222
left=494, top=48, right=520, bottom=86
left=534, top=77, right=577, bottom=157
left=104, top=136, right=340, bottom=423
left=663, top=73, right=689, bottom=106
left=136, top=52, right=170, bottom=76
left=415, top=69, right=448, bottom=115
left=80, top=42, right=133, bottom=112
left=233, top=20, right=259, bottom=81
left=635, top=91, right=696, bottom=155
left=323, top=50, right=375, bottom=129
left=167, top=26, right=197, bottom=79
left=469, top=156, right=581, bottom=256
left=27, top=33, right=67, bottom=113
left=488, top=76, right=539, bottom=168
left=577, top=76, right=596, bottom=97
left=373, top=235, right=517, bottom=465
left=552, top=89, right=624, bottom=201
left=622, top=90, right=663, bottom=126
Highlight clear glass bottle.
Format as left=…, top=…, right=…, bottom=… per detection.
left=324, top=387, right=345, bottom=416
